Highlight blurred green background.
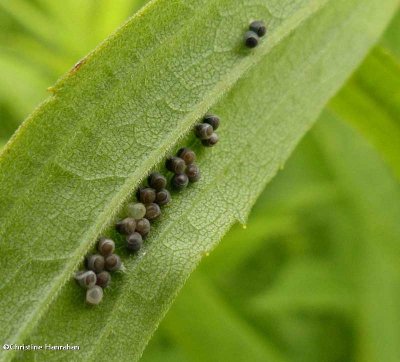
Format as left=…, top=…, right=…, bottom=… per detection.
left=1, top=1, right=399, bottom=361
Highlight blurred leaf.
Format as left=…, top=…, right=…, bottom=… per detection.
left=315, top=114, right=400, bottom=362
left=0, top=53, right=50, bottom=119
left=0, top=103, right=20, bottom=140
left=380, top=10, right=400, bottom=58
left=204, top=214, right=298, bottom=277
left=141, top=343, right=188, bottom=362
left=0, top=0, right=56, bottom=44
left=252, top=259, right=353, bottom=313
left=0, top=0, right=398, bottom=361
left=329, top=47, right=400, bottom=180
left=159, top=274, right=285, bottom=362
left=0, top=0, right=144, bottom=129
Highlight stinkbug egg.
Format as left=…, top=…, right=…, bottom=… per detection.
left=96, top=271, right=111, bottom=288
left=186, top=164, right=201, bottom=182
left=155, top=189, right=171, bottom=206
left=249, top=20, right=266, bottom=37
left=127, top=232, right=143, bottom=252
left=137, top=187, right=156, bottom=204
left=86, top=286, right=103, bottom=305
left=86, top=254, right=105, bottom=273
left=126, top=202, right=146, bottom=220
left=136, top=218, right=151, bottom=237
left=244, top=30, right=259, bottom=48
left=172, top=173, right=189, bottom=190
left=148, top=172, right=167, bottom=191
left=105, top=254, right=122, bottom=272
left=97, top=237, right=115, bottom=256
left=166, top=157, right=186, bottom=174
left=116, top=218, right=136, bottom=235
left=145, top=203, right=161, bottom=220
left=195, top=123, right=213, bottom=140
left=201, top=132, right=219, bottom=147
left=75, top=270, right=97, bottom=289
left=177, top=148, right=196, bottom=165
left=203, top=114, right=220, bottom=130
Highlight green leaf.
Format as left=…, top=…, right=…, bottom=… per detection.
left=203, top=214, right=299, bottom=277
left=0, top=0, right=146, bottom=125
left=0, top=53, right=51, bottom=120
left=157, top=273, right=285, bottom=362
left=0, top=0, right=397, bottom=360
left=380, top=10, right=400, bottom=58
left=251, top=259, right=353, bottom=313
left=314, top=113, right=400, bottom=362
left=329, top=47, right=400, bottom=180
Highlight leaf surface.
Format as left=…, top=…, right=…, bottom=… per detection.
left=0, top=0, right=398, bottom=361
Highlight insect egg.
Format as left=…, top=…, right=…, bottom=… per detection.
left=244, top=30, right=259, bottom=48
left=136, top=218, right=151, bottom=237
left=201, top=132, right=219, bottom=147
left=186, top=164, right=201, bottom=182
left=86, top=254, right=105, bottom=273
left=126, top=202, right=146, bottom=220
left=137, top=188, right=156, bottom=204
left=105, top=254, right=122, bottom=272
left=155, top=189, right=171, bottom=206
left=148, top=172, right=167, bottom=191
left=97, top=237, right=115, bottom=256
left=166, top=157, right=186, bottom=174
left=75, top=270, right=97, bottom=289
left=145, top=203, right=161, bottom=220
left=171, top=173, right=189, bottom=190
left=96, top=271, right=111, bottom=288
left=203, top=114, right=220, bottom=130
left=249, top=20, right=266, bottom=37
left=86, top=286, right=104, bottom=305
left=126, top=232, right=143, bottom=252
left=177, top=148, right=196, bottom=165
left=115, top=218, right=136, bottom=235
left=195, top=123, right=213, bottom=140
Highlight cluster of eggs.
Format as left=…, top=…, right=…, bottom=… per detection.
left=74, top=20, right=267, bottom=305
left=74, top=238, right=121, bottom=305
left=75, top=114, right=220, bottom=305
left=194, top=114, right=220, bottom=147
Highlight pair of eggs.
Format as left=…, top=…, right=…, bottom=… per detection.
left=244, top=20, right=267, bottom=48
